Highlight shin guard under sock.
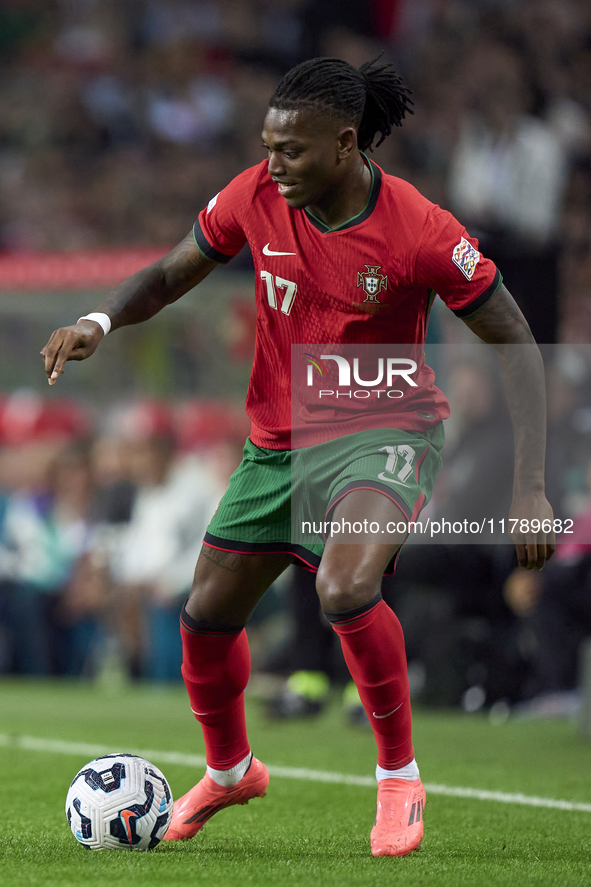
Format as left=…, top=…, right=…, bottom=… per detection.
left=180, top=604, right=251, bottom=769
left=326, top=597, right=414, bottom=770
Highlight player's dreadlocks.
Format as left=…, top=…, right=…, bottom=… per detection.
left=269, top=56, right=414, bottom=152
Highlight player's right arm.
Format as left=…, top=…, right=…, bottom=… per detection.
left=41, top=233, right=218, bottom=385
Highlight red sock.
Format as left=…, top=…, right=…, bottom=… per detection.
left=328, top=598, right=414, bottom=770
left=180, top=608, right=251, bottom=769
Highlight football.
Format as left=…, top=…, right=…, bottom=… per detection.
left=65, top=753, right=173, bottom=850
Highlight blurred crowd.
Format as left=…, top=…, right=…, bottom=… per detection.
left=0, top=396, right=248, bottom=681
left=1, top=0, right=591, bottom=339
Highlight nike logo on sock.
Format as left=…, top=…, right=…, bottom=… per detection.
left=372, top=702, right=403, bottom=719
left=262, top=243, right=296, bottom=256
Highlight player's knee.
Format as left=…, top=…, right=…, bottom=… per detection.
left=184, top=571, right=240, bottom=624
left=315, top=567, right=378, bottom=614
left=184, top=547, right=275, bottom=626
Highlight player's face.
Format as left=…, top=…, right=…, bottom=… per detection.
left=261, top=107, right=351, bottom=209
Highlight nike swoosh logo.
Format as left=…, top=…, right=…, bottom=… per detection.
left=373, top=702, right=403, bottom=719
left=120, top=809, right=136, bottom=845
left=263, top=243, right=296, bottom=256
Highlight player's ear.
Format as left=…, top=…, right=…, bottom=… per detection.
left=336, top=127, right=357, bottom=160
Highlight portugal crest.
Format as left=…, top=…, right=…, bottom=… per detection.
left=356, top=264, right=388, bottom=303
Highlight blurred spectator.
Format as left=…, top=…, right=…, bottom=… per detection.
left=91, top=435, right=136, bottom=525
left=0, top=441, right=97, bottom=675
left=434, top=358, right=513, bottom=533
left=107, top=402, right=230, bottom=680
left=504, top=457, right=591, bottom=716
left=447, top=41, right=568, bottom=342
left=449, top=42, right=568, bottom=246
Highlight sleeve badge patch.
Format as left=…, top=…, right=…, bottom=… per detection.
left=207, top=193, right=219, bottom=214
left=452, top=237, right=481, bottom=280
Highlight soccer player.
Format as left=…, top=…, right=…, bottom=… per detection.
left=41, top=57, right=554, bottom=857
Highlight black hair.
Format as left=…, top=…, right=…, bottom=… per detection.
left=268, top=56, right=413, bottom=151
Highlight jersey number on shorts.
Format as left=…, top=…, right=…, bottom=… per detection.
left=260, top=272, right=298, bottom=316
left=377, top=445, right=416, bottom=487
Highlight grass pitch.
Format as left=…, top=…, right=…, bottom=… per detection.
left=1, top=678, right=591, bottom=887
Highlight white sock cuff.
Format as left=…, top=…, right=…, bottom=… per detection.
left=207, top=752, right=253, bottom=787
left=376, top=758, right=420, bottom=782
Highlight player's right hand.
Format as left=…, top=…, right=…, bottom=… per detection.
left=40, top=320, right=105, bottom=385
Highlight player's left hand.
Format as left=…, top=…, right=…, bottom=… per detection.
left=508, top=492, right=555, bottom=570
left=40, top=319, right=105, bottom=385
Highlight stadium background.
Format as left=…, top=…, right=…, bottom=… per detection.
left=1, top=0, right=591, bottom=715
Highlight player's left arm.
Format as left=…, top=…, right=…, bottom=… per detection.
left=460, top=282, right=555, bottom=570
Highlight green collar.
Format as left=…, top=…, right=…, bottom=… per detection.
left=303, top=154, right=382, bottom=233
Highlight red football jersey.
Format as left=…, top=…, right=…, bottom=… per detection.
left=194, top=157, right=501, bottom=449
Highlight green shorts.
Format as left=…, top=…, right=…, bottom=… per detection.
left=204, top=425, right=444, bottom=572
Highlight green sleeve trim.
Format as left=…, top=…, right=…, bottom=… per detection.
left=193, top=227, right=207, bottom=259
left=192, top=220, right=233, bottom=264
left=453, top=269, right=503, bottom=318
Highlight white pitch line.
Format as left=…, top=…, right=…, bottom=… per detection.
left=2, top=733, right=591, bottom=814
left=423, top=783, right=591, bottom=813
